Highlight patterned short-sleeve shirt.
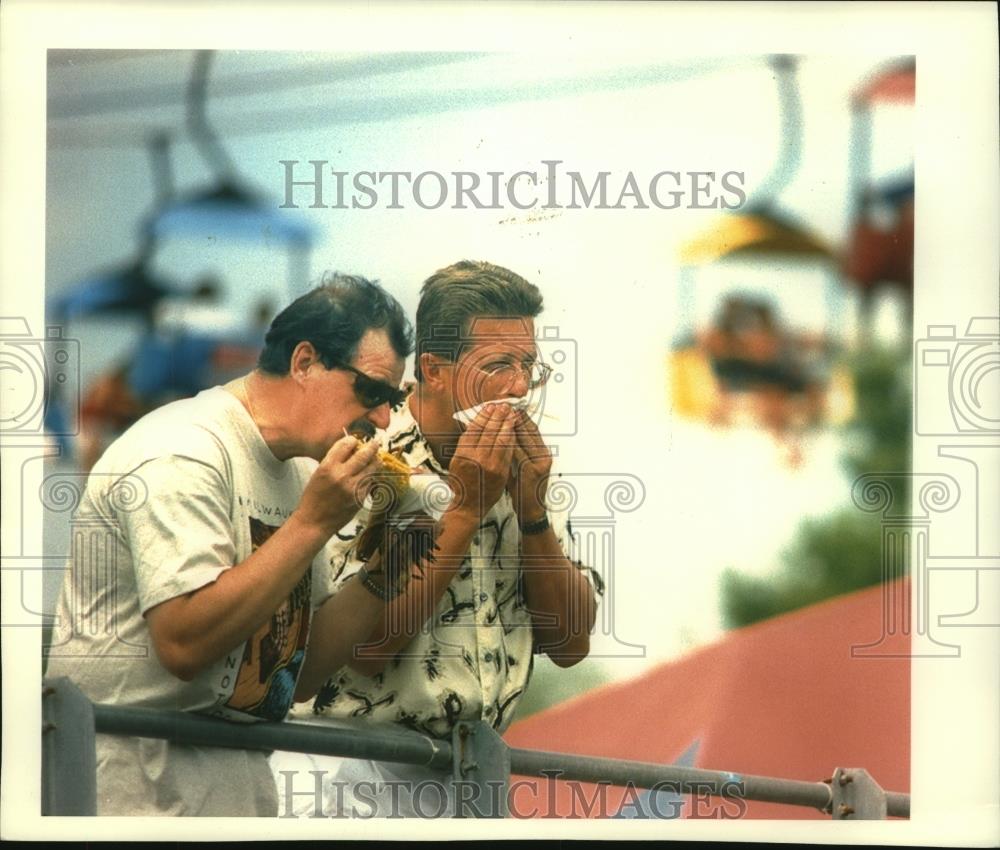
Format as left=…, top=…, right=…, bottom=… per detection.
left=303, top=402, right=602, bottom=739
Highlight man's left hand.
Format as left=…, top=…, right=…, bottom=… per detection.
left=506, top=413, right=552, bottom=523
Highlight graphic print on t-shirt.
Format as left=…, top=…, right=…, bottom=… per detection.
left=224, top=516, right=311, bottom=721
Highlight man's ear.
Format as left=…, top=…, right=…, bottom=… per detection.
left=418, top=353, right=450, bottom=391
left=289, top=341, right=319, bottom=385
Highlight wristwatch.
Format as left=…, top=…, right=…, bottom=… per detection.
left=358, top=565, right=404, bottom=601
left=519, top=514, right=550, bottom=536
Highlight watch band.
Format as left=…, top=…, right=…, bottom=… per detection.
left=519, top=514, right=550, bottom=536
left=358, top=565, right=403, bottom=601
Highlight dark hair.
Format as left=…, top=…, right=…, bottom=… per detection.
left=414, top=260, right=543, bottom=381
left=258, top=273, right=414, bottom=375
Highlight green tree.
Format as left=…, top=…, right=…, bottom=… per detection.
left=515, top=656, right=613, bottom=719
left=721, top=344, right=911, bottom=629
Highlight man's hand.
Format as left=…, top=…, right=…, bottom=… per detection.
left=296, top=434, right=382, bottom=535
left=501, top=414, right=595, bottom=665
left=506, top=413, right=553, bottom=524
left=448, top=403, right=518, bottom=520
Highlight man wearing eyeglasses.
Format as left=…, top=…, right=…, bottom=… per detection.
left=275, top=260, right=602, bottom=817
left=45, top=274, right=416, bottom=816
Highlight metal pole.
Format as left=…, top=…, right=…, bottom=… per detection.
left=43, top=693, right=908, bottom=820
left=511, top=747, right=833, bottom=813
left=93, top=705, right=453, bottom=771
left=886, top=791, right=910, bottom=819
left=41, top=678, right=97, bottom=816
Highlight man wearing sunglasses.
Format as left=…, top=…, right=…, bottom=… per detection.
left=277, top=260, right=602, bottom=817
left=46, top=274, right=415, bottom=816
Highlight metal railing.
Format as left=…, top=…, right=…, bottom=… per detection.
left=41, top=677, right=909, bottom=819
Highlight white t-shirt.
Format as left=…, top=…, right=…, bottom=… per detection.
left=45, top=387, right=336, bottom=816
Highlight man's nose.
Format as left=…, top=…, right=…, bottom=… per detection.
left=366, top=403, right=391, bottom=430
left=507, top=369, right=530, bottom=398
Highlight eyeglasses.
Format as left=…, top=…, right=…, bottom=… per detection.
left=473, top=359, right=553, bottom=390
left=332, top=362, right=410, bottom=410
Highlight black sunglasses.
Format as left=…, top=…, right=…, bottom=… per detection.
left=332, top=362, right=410, bottom=410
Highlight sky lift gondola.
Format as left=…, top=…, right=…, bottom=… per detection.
left=669, top=57, right=856, bottom=456
left=841, top=59, right=915, bottom=340
left=52, top=51, right=318, bottom=467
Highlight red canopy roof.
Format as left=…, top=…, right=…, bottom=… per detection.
left=854, top=62, right=916, bottom=105
left=504, top=580, right=910, bottom=819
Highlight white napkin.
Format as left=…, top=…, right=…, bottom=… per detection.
left=452, top=396, right=540, bottom=426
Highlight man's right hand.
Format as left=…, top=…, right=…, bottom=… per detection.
left=448, top=403, right=518, bottom=520
left=296, top=434, right=382, bottom=534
